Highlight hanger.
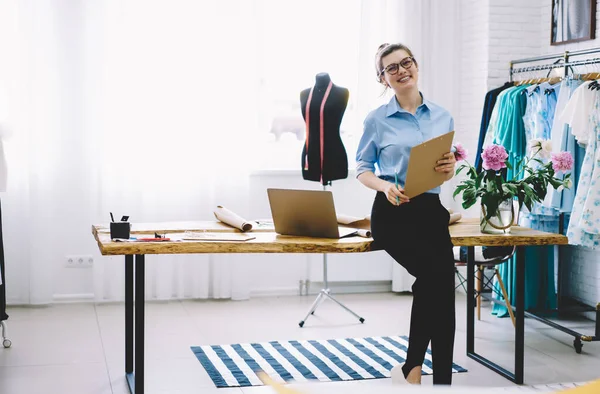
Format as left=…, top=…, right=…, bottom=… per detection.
left=584, top=61, right=599, bottom=90
left=580, top=72, right=598, bottom=81
left=523, top=69, right=535, bottom=85
left=578, top=61, right=600, bottom=81
left=548, top=76, right=562, bottom=84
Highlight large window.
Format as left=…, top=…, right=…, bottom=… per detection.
left=251, top=0, right=363, bottom=171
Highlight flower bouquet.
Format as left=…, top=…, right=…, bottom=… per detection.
left=452, top=140, right=573, bottom=234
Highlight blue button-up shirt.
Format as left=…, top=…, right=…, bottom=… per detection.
left=356, top=94, right=454, bottom=194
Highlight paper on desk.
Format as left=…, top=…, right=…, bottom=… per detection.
left=336, top=214, right=371, bottom=230
left=181, top=231, right=256, bottom=241
left=214, top=206, right=257, bottom=232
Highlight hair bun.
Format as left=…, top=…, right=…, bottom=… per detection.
left=377, top=43, right=390, bottom=52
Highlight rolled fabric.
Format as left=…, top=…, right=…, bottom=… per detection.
left=213, top=206, right=256, bottom=232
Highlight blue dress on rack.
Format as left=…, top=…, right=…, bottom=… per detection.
left=548, top=78, right=586, bottom=232
left=490, top=83, right=559, bottom=317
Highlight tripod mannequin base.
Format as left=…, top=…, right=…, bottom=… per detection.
left=299, top=288, right=365, bottom=327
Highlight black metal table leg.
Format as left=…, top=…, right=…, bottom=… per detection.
left=466, top=245, right=526, bottom=384
left=125, top=254, right=145, bottom=394
left=135, top=254, right=145, bottom=394
left=467, top=246, right=475, bottom=354
left=125, top=255, right=134, bottom=375
left=515, top=246, right=525, bottom=384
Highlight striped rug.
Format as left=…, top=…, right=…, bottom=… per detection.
left=191, top=335, right=467, bottom=388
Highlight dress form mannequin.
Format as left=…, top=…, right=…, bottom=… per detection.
left=300, top=73, right=349, bottom=185
left=297, top=75, right=364, bottom=328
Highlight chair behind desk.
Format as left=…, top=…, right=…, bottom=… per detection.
left=454, top=246, right=517, bottom=328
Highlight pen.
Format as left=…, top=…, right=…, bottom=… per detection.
left=394, top=171, right=399, bottom=205
left=110, top=212, right=115, bottom=222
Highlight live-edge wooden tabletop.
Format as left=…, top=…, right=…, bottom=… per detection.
left=91, top=218, right=568, bottom=256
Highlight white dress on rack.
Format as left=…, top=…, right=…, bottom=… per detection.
left=562, top=82, right=600, bottom=248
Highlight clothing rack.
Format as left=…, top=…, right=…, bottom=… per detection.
left=510, top=47, right=600, bottom=82
left=506, top=48, right=600, bottom=353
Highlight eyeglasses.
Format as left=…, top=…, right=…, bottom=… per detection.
left=380, top=57, right=415, bottom=76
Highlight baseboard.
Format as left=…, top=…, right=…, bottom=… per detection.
left=307, top=280, right=392, bottom=295
left=250, top=287, right=302, bottom=298
left=250, top=281, right=392, bottom=298
left=21, top=284, right=392, bottom=304
left=6, top=294, right=96, bottom=306
left=52, top=293, right=95, bottom=303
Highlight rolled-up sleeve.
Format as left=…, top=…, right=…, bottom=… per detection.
left=355, top=116, right=378, bottom=177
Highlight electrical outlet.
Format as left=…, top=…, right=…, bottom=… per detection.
left=66, top=255, right=93, bottom=268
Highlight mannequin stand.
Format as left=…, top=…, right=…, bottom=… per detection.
left=1, top=321, right=10, bottom=348
left=299, top=185, right=365, bottom=327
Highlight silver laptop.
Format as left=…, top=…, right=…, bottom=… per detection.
left=267, top=188, right=358, bottom=239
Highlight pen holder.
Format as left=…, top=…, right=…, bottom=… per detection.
left=110, top=222, right=131, bottom=240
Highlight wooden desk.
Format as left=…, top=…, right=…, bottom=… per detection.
left=91, top=219, right=568, bottom=393
left=92, top=218, right=565, bottom=255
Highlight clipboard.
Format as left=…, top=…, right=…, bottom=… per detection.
left=404, top=130, right=455, bottom=198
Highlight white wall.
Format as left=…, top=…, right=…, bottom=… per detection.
left=457, top=0, right=489, bottom=168
left=488, top=0, right=544, bottom=88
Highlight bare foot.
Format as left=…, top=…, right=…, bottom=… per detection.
left=406, top=366, right=422, bottom=384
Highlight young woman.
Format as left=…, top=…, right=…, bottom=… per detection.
left=356, top=43, right=457, bottom=385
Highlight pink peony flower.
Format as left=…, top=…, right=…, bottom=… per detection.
left=452, top=143, right=468, bottom=162
left=481, top=144, right=508, bottom=171
left=551, top=151, right=574, bottom=173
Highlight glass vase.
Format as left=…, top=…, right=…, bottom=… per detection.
left=480, top=199, right=514, bottom=234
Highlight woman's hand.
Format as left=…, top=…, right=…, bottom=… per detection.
left=435, top=152, right=456, bottom=179
left=382, top=182, right=410, bottom=206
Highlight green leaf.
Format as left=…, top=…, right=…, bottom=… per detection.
left=453, top=184, right=468, bottom=199
left=455, top=164, right=469, bottom=176
left=467, top=166, right=477, bottom=179
left=475, top=171, right=485, bottom=189
left=504, top=184, right=518, bottom=195
left=464, top=189, right=475, bottom=202
left=524, top=196, right=533, bottom=212
left=548, top=178, right=562, bottom=189
left=495, top=175, right=504, bottom=198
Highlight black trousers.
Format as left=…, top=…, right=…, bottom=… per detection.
left=371, top=192, right=455, bottom=385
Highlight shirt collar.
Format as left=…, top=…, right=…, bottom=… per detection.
left=385, top=92, right=431, bottom=118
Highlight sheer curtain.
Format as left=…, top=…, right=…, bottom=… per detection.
left=0, top=0, right=458, bottom=304
left=86, top=0, right=264, bottom=301
left=0, top=0, right=261, bottom=304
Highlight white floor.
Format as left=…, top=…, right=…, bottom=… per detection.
left=0, top=292, right=598, bottom=394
